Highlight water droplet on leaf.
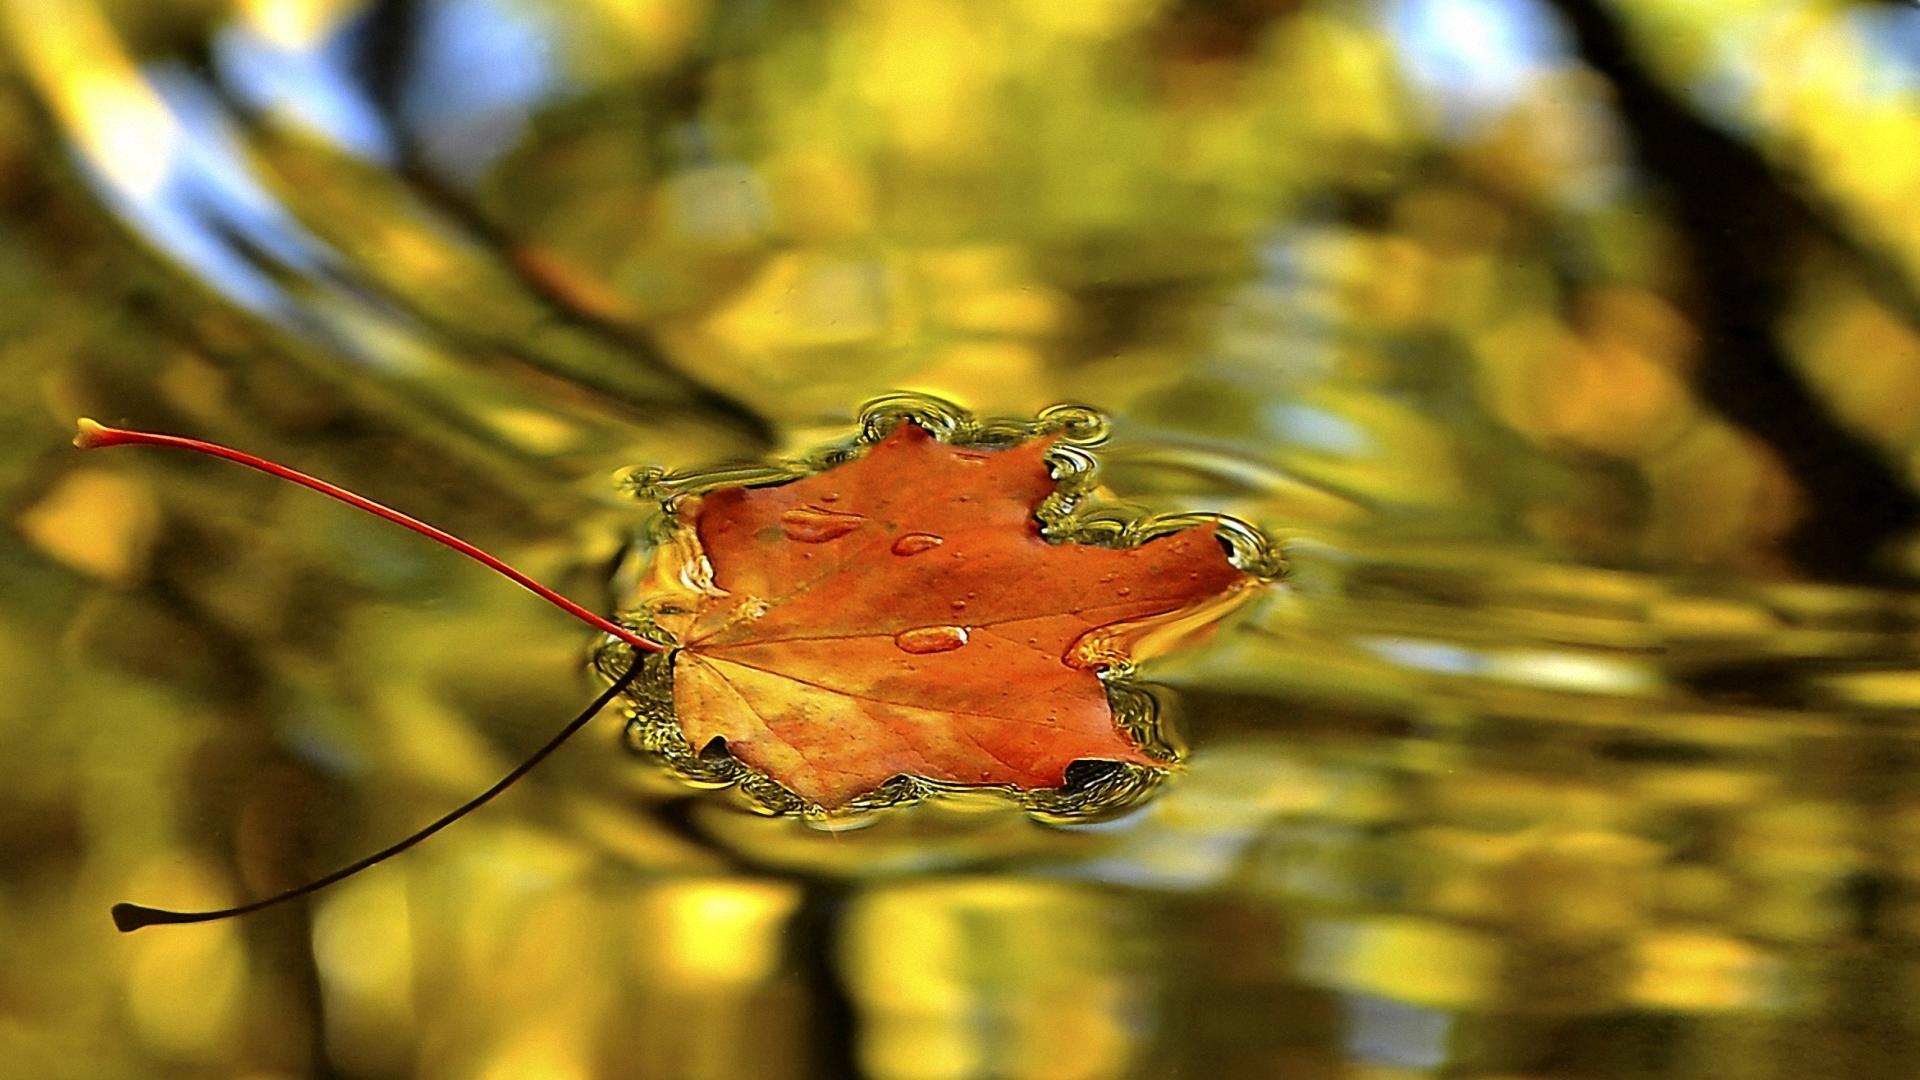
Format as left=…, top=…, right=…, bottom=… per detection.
left=891, top=532, right=945, bottom=556
left=893, top=625, right=971, bottom=654
left=780, top=506, right=863, bottom=543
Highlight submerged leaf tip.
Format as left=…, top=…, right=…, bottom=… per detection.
left=110, top=903, right=157, bottom=933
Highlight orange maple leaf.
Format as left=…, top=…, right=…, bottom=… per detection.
left=638, top=421, right=1261, bottom=809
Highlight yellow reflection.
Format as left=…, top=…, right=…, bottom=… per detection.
left=1819, top=670, right=1920, bottom=710
left=1477, top=306, right=1694, bottom=460
left=844, top=879, right=1137, bottom=1080
left=1295, top=916, right=1499, bottom=1008
left=855, top=1, right=997, bottom=162
left=1628, top=932, right=1779, bottom=1012
left=476, top=1024, right=596, bottom=1080
left=122, top=861, right=247, bottom=1059
left=568, top=0, right=708, bottom=73
left=477, top=405, right=584, bottom=456
left=16, top=468, right=159, bottom=584
left=443, top=826, right=596, bottom=978
left=313, top=874, right=416, bottom=1068
left=764, top=151, right=875, bottom=242
left=5, top=0, right=178, bottom=197
left=438, top=887, right=612, bottom=1077
left=914, top=342, right=1053, bottom=414
left=240, top=0, right=364, bottom=49
left=1017, top=0, right=1159, bottom=39
left=1646, top=595, right=1779, bottom=640
left=1782, top=270, right=1920, bottom=452
left=1484, top=648, right=1662, bottom=696
left=1266, top=12, right=1409, bottom=149
left=703, top=251, right=905, bottom=355
left=638, top=879, right=798, bottom=987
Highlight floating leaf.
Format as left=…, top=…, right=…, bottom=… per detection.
left=76, top=401, right=1276, bottom=929
left=622, top=406, right=1273, bottom=810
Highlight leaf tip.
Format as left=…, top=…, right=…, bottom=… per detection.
left=110, top=902, right=163, bottom=933
left=73, top=417, right=112, bottom=450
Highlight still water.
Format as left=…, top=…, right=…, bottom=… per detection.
left=3, top=0, right=1919, bottom=1077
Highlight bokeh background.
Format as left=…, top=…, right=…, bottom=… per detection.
left=3, top=0, right=1920, bottom=1076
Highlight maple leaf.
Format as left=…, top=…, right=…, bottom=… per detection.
left=636, top=421, right=1261, bottom=809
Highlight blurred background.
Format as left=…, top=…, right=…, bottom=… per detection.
left=2, top=0, right=1919, bottom=1076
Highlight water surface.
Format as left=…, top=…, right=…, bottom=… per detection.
left=2, top=1, right=1917, bottom=1077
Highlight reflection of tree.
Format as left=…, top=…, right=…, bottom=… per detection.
left=343, top=0, right=776, bottom=445
left=1550, top=0, right=1919, bottom=581
left=1539, top=12, right=1919, bottom=1077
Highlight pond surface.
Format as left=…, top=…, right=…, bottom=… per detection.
left=2, top=1, right=1918, bottom=1077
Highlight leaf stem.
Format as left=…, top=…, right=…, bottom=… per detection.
left=74, top=419, right=661, bottom=654
left=112, top=656, right=644, bottom=931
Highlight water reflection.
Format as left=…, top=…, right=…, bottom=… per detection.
left=1388, top=0, right=1572, bottom=132
left=3, top=0, right=1918, bottom=1076
left=214, top=7, right=398, bottom=163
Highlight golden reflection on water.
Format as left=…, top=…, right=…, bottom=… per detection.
left=2, top=0, right=1919, bottom=1076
